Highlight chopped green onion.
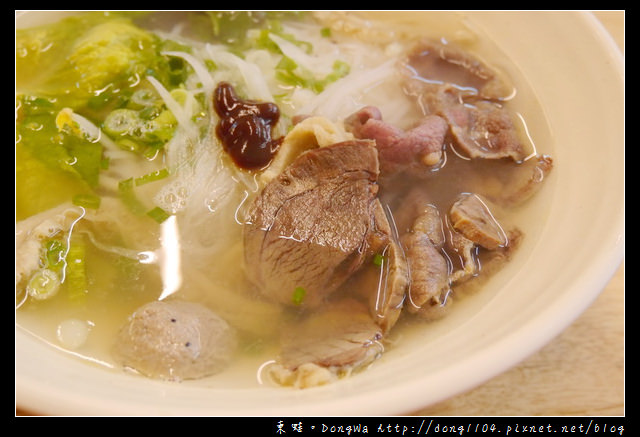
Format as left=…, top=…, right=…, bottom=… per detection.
left=115, top=138, right=142, bottom=154
left=72, top=193, right=101, bottom=209
left=130, top=88, right=159, bottom=109
left=373, top=253, right=385, bottom=267
left=44, top=240, right=67, bottom=271
left=275, top=58, right=350, bottom=94
left=320, top=27, right=331, bottom=38
left=204, top=59, right=217, bottom=71
left=325, top=60, right=350, bottom=85
left=118, top=177, right=147, bottom=215
left=138, top=105, right=162, bottom=120
left=26, top=269, right=61, bottom=301
left=134, top=168, right=169, bottom=186
left=103, top=108, right=139, bottom=137
left=103, top=106, right=176, bottom=152
left=292, top=286, right=306, bottom=306
left=276, top=55, right=297, bottom=71
left=146, top=206, right=171, bottom=223
left=65, top=236, right=88, bottom=302
left=119, top=172, right=172, bottom=220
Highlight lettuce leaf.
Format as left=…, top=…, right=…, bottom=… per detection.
left=16, top=12, right=186, bottom=112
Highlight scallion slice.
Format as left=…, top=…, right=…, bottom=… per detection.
left=134, top=168, right=169, bottom=186
left=65, top=236, right=88, bottom=302
left=26, top=269, right=61, bottom=301
left=72, top=193, right=101, bottom=209
left=146, top=206, right=171, bottom=223
left=292, top=286, right=306, bottom=305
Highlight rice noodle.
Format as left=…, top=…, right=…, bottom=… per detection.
left=204, top=44, right=274, bottom=102
left=298, top=59, right=399, bottom=121
left=268, top=33, right=336, bottom=77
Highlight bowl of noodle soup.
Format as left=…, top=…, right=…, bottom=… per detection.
left=15, top=11, right=623, bottom=416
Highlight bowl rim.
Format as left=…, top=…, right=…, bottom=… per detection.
left=15, top=10, right=625, bottom=416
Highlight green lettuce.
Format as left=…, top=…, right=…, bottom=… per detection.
left=16, top=13, right=191, bottom=219
left=16, top=12, right=188, bottom=112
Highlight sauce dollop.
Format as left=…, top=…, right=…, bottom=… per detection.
left=213, top=82, right=282, bottom=170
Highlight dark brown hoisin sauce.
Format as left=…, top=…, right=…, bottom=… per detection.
left=213, top=82, right=282, bottom=170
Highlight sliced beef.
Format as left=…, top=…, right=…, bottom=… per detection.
left=276, top=298, right=384, bottom=372
left=402, top=39, right=529, bottom=162
left=112, top=300, right=237, bottom=381
left=266, top=297, right=385, bottom=387
left=398, top=39, right=553, bottom=201
left=269, top=256, right=406, bottom=382
left=350, top=238, right=408, bottom=334
left=452, top=228, right=523, bottom=295
left=449, top=193, right=508, bottom=250
left=368, top=240, right=408, bottom=333
left=344, top=106, right=448, bottom=177
left=401, top=204, right=452, bottom=320
left=491, top=154, right=554, bottom=207
left=245, top=140, right=411, bottom=378
left=447, top=227, right=480, bottom=284
left=446, top=192, right=526, bottom=286
left=451, top=153, right=553, bottom=208
left=392, top=186, right=516, bottom=319
left=405, top=39, right=513, bottom=102
left=441, top=98, right=528, bottom=161
left=244, top=140, right=391, bottom=308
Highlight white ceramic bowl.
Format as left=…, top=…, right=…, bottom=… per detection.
left=15, top=11, right=624, bottom=416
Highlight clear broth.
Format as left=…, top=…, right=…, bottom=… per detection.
left=15, top=11, right=555, bottom=388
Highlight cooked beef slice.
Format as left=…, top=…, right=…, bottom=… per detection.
left=442, top=98, right=528, bottom=161
left=244, top=140, right=391, bottom=308
left=390, top=185, right=516, bottom=320
left=401, top=204, right=452, bottom=320
left=490, top=154, right=554, bottom=207
left=447, top=224, right=480, bottom=284
left=404, top=39, right=513, bottom=104
left=449, top=193, right=508, bottom=250
left=259, top=116, right=355, bottom=187
left=446, top=193, right=526, bottom=287
left=276, top=298, right=384, bottom=371
left=452, top=228, right=523, bottom=297
left=369, top=240, right=408, bottom=333
left=350, top=238, right=409, bottom=334
left=445, top=153, right=553, bottom=208
left=112, top=300, right=236, bottom=380
left=344, top=106, right=448, bottom=176
left=402, top=39, right=529, bottom=162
